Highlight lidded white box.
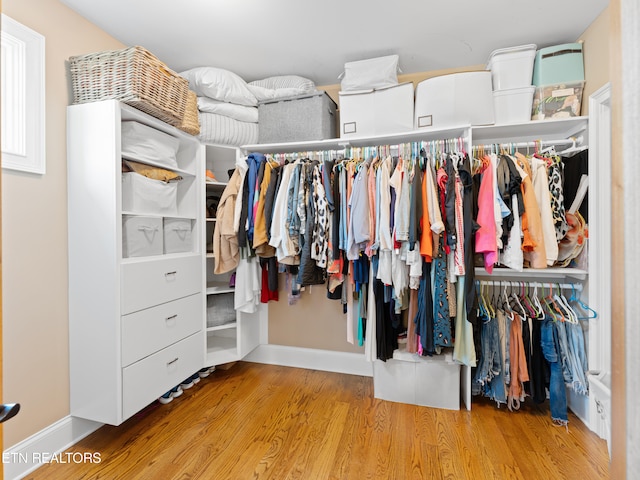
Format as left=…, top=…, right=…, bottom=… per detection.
left=121, top=121, right=180, bottom=169
left=373, top=349, right=461, bottom=410
left=163, top=217, right=193, bottom=254
left=493, top=86, right=535, bottom=124
left=339, top=82, right=414, bottom=138
left=122, top=215, right=163, bottom=258
left=122, top=172, right=178, bottom=216
left=486, top=44, right=537, bottom=90
left=414, top=71, right=495, bottom=129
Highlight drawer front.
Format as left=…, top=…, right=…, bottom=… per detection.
left=121, top=293, right=203, bottom=367
left=122, top=332, right=203, bottom=421
left=121, top=255, right=202, bottom=314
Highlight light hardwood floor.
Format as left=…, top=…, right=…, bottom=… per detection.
left=27, top=362, right=609, bottom=479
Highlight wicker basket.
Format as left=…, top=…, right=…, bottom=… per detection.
left=179, top=90, right=200, bottom=136
left=69, top=46, right=189, bottom=126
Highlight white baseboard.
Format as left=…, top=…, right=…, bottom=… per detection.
left=243, top=344, right=374, bottom=377
left=3, top=416, right=103, bottom=480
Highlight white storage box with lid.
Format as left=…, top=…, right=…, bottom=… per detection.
left=373, top=349, right=460, bottom=410
left=486, top=44, right=537, bottom=90
left=258, top=91, right=337, bottom=143
left=122, top=172, right=178, bottom=216
left=122, top=215, right=163, bottom=258
left=533, top=43, right=585, bottom=86
left=121, top=121, right=180, bottom=169
left=339, top=82, right=413, bottom=138
left=493, top=86, right=535, bottom=124
left=163, top=217, right=194, bottom=254
left=414, top=71, right=494, bottom=129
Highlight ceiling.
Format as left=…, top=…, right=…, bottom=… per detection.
left=60, top=0, right=608, bottom=87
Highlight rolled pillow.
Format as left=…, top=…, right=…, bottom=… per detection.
left=249, top=75, right=316, bottom=92
left=248, top=85, right=319, bottom=103
left=180, top=67, right=257, bottom=107
left=197, top=97, right=259, bottom=123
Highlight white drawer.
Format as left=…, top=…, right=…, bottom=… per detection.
left=121, top=293, right=203, bottom=367
left=122, top=332, right=203, bottom=421
left=121, top=255, right=202, bottom=314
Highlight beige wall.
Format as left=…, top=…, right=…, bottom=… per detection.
left=268, top=279, right=363, bottom=353
left=579, top=5, right=611, bottom=114
left=1, top=0, right=124, bottom=447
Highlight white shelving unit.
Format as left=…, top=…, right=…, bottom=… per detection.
left=68, top=100, right=205, bottom=426
left=203, top=144, right=261, bottom=367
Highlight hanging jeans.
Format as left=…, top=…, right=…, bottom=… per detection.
left=566, top=321, right=589, bottom=395
left=472, top=314, right=506, bottom=406
left=541, top=318, right=569, bottom=425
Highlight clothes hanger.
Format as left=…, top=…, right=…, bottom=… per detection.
left=552, top=284, right=576, bottom=324
left=519, top=282, right=537, bottom=318
left=483, top=282, right=496, bottom=318
left=501, top=282, right=514, bottom=319
left=539, top=284, right=559, bottom=321
left=557, top=135, right=588, bottom=157
left=569, top=283, right=598, bottom=320
left=556, top=287, right=579, bottom=325
left=546, top=283, right=567, bottom=322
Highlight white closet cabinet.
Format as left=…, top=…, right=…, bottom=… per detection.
left=203, top=144, right=261, bottom=366
left=68, top=100, right=204, bottom=425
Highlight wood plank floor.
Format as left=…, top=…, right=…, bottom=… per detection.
left=27, top=362, right=610, bottom=480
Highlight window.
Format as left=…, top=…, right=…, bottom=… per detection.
left=1, top=14, right=45, bottom=174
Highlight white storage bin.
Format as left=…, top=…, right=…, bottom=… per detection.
left=373, top=349, right=460, bottom=410
left=493, top=86, right=535, bottom=124
left=121, top=121, right=180, bottom=169
left=339, top=82, right=414, bottom=138
left=122, top=215, right=163, bottom=258
left=414, top=71, right=494, bottom=129
left=122, top=172, right=178, bottom=216
left=486, top=44, right=537, bottom=90
left=163, top=217, right=193, bottom=254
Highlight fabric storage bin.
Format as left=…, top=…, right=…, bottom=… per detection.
left=258, top=91, right=337, bottom=143
left=122, top=172, right=178, bottom=216
left=373, top=349, right=460, bottom=410
left=486, top=44, right=537, bottom=90
left=414, top=71, right=494, bottom=129
left=533, top=43, right=584, bottom=86
left=122, top=215, right=163, bottom=258
left=69, top=46, right=189, bottom=127
left=121, top=121, right=179, bottom=169
left=531, top=81, right=585, bottom=120
left=207, top=293, right=236, bottom=328
left=340, top=54, right=399, bottom=91
left=339, top=82, right=414, bottom=138
left=163, top=217, right=193, bottom=254
left=493, top=86, right=535, bottom=124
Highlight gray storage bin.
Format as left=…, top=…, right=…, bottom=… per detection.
left=258, top=91, right=337, bottom=143
left=206, top=293, right=236, bottom=327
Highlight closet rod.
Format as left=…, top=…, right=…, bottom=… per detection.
left=477, top=280, right=583, bottom=291
left=473, top=135, right=584, bottom=150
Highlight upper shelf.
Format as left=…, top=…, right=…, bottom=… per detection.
left=471, top=116, right=589, bottom=145
left=242, top=125, right=470, bottom=154
left=241, top=117, right=589, bottom=154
